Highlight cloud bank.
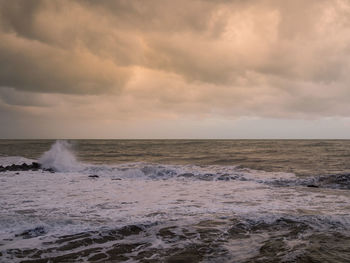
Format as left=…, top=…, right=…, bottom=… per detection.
left=1, top=0, right=350, bottom=137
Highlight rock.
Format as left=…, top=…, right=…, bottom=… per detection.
left=31, top=162, right=40, bottom=169
left=0, top=162, right=43, bottom=173
left=8, top=164, right=18, bottom=171
left=20, top=163, right=29, bottom=170
left=307, top=184, right=319, bottom=188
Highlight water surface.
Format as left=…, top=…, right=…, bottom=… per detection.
left=0, top=140, right=350, bottom=262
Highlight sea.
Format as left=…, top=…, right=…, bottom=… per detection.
left=1, top=139, right=350, bottom=262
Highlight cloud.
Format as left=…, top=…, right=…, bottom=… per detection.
left=1, top=0, right=350, bottom=134
left=0, top=31, right=130, bottom=94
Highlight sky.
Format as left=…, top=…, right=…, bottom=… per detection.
left=1, top=0, right=350, bottom=139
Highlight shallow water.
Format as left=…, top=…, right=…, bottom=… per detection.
left=1, top=140, right=350, bottom=262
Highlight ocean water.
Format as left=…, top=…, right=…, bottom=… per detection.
left=0, top=140, right=350, bottom=262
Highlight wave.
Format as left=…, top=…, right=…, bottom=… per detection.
left=2, top=140, right=350, bottom=190
left=2, top=140, right=294, bottom=183
left=2, top=142, right=350, bottom=262
left=38, top=140, right=82, bottom=172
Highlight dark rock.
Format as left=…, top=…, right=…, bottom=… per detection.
left=307, top=184, right=319, bottom=188
left=0, top=162, right=42, bottom=172
left=8, top=164, right=18, bottom=171
left=19, top=163, right=29, bottom=171
left=88, top=175, right=99, bottom=178
left=31, top=162, right=40, bottom=169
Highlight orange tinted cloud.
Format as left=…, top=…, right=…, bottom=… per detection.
left=1, top=0, right=350, bottom=138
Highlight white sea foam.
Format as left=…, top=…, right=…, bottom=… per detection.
left=0, top=156, right=36, bottom=166
left=38, top=140, right=83, bottom=172
left=2, top=145, right=350, bottom=262
left=1, top=165, right=350, bottom=237
left=80, top=162, right=297, bottom=185
left=1, top=160, right=350, bottom=262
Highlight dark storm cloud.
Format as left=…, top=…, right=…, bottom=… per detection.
left=0, top=0, right=43, bottom=38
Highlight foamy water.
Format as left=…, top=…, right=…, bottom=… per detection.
left=1, top=140, right=350, bottom=262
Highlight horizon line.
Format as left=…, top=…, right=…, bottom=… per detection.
left=1, top=138, right=350, bottom=140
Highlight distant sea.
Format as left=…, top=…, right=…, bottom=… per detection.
left=1, top=140, right=350, bottom=262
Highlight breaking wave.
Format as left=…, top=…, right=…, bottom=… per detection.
left=38, top=140, right=82, bottom=172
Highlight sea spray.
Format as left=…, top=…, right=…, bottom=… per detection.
left=39, top=140, right=82, bottom=172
